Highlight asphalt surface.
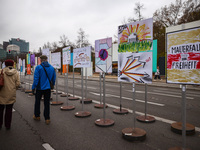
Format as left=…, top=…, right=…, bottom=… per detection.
left=0, top=74, right=199, bottom=150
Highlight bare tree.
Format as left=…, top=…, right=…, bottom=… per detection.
left=76, top=28, right=90, bottom=48
left=52, top=41, right=58, bottom=51
left=154, top=0, right=182, bottom=27
left=59, top=34, right=69, bottom=47
left=128, top=2, right=144, bottom=22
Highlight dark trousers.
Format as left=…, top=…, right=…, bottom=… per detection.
left=34, top=89, right=51, bottom=120
left=154, top=75, right=161, bottom=80
left=0, top=104, right=14, bottom=128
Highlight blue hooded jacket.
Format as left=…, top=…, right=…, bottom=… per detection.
left=32, top=61, right=56, bottom=90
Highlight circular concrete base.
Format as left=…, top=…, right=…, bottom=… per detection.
left=60, top=105, right=75, bottom=111
left=60, top=94, right=70, bottom=97
left=171, top=122, right=195, bottom=135
left=94, top=104, right=108, bottom=109
left=53, top=91, right=62, bottom=95
left=122, top=127, right=146, bottom=141
left=95, top=119, right=115, bottom=127
left=25, top=90, right=32, bottom=93
left=50, top=101, right=63, bottom=105
left=113, top=108, right=129, bottom=115
left=68, top=97, right=80, bottom=100
left=168, top=147, right=190, bottom=150
left=136, top=115, right=156, bottom=123
left=80, top=99, right=92, bottom=104
left=75, top=111, right=91, bottom=118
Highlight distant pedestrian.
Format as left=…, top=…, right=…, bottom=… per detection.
left=0, top=59, right=20, bottom=130
left=32, top=55, right=56, bottom=125
left=154, top=66, right=161, bottom=80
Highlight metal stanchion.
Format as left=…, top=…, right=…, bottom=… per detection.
left=61, top=65, right=75, bottom=111
left=169, top=85, right=194, bottom=150
left=68, top=67, right=79, bottom=100
left=136, top=83, right=155, bottom=123
left=80, top=68, right=92, bottom=104
left=122, top=83, right=146, bottom=141
left=75, top=68, right=91, bottom=117
left=51, top=69, right=63, bottom=105
left=94, top=72, right=108, bottom=108
left=95, top=72, right=114, bottom=127
left=113, top=82, right=128, bottom=114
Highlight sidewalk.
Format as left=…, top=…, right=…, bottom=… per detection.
left=58, top=73, right=200, bottom=91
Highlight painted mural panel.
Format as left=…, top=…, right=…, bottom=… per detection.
left=95, top=37, right=112, bottom=73
left=167, top=27, right=200, bottom=85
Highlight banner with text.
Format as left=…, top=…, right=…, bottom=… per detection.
left=167, top=27, right=200, bottom=85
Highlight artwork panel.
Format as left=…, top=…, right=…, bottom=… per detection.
left=95, top=37, right=112, bottom=73
left=73, top=46, right=91, bottom=68
left=118, top=18, right=153, bottom=53
left=167, top=27, right=200, bottom=85
left=51, top=52, right=61, bottom=69
left=118, top=52, right=152, bottom=83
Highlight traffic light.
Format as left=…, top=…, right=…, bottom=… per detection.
left=8, top=50, right=11, bottom=54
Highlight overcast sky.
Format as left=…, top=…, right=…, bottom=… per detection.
left=0, top=0, right=176, bottom=52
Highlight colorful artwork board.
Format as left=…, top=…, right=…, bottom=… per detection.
left=167, top=27, right=200, bottom=85
left=62, top=46, right=71, bottom=65
left=30, top=54, right=35, bottom=66
left=118, top=52, right=152, bottom=83
left=95, top=37, right=112, bottom=73
left=42, top=48, right=50, bottom=61
left=118, top=18, right=153, bottom=53
left=118, top=18, right=153, bottom=83
left=73, top=46, right=91, bottom=68
left=51, top=52, right=61, bottom=69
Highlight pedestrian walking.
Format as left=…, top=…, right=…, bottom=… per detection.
left=32, top=55, right=56, bottom=125
left=0, top=59, right=20, bottom=130
left=154, top=66, right=161, bottom=80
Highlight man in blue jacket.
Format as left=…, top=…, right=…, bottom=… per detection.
left=32, top=55, right=56, bottom=125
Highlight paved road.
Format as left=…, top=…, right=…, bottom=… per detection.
left=0, top=74, right=199, bottom=150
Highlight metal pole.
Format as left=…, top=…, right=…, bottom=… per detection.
left=73, top=67, right=75, bottom=97
left=85, top=68, right=87, bottom=99
left=100, top=72, right=102, bottom=104
left=66, top=65, right=69, bottom=106
left=56, top=69, right=58, bottom=103
left=29, top=74, right=30, bottom=90
left=182, top=85, right=186, bottom=150
left=81, top=68, right=84, bottom=111
left=133, top=83, right=136, bottom=129
left=145, top=83, right=147, bottom=118
left=120, top=82, right=122, bottom=111
left=103, top=72, right=106, bottom=122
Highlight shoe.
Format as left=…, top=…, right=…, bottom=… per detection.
left=45, top=120, right=50, bottom=125
left=33, top=115, right=40, bottom=121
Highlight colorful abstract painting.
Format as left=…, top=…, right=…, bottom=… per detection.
left=167, top=27, right=200, bottom=85
left=118, top=52, right=152, bottom=83
left=95, top=37, right=112, bottom=73
left=118, top=18, right=153, bottom=53
left=118, top=18, right=153, bottom=83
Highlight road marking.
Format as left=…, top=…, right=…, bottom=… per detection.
left=126, top=90, right=194, bottom=99
left=76, top=85, right=97, bottom=90
left=154, top=89, right=200, bottom=98
left=42, top=143, right=55, bottom=150
left=90, top=92, right=165, bottom=106
left=90, top=99, right=200, bottom=132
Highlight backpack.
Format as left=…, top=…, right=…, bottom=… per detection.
left=0, top=69, right=4, bottom=88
